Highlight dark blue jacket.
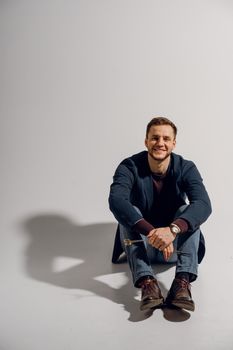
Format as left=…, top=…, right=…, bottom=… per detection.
left=109, top=151, right=212, bottom=263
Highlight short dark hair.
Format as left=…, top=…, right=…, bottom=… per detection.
left=146, top=117, right=177, bottom=138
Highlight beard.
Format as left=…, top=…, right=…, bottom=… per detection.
left=148, top=149, right=172, bottom=162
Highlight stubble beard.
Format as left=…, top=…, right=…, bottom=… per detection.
left=148, top=149, right=171, bottom=163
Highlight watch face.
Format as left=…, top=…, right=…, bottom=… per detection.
left=172, top=227, right=179, bottom=234
left=171, top=225, right=180, bottom=234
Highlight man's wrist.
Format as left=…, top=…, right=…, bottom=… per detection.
left=172, top=218, right=189, bottom=233
left=170, top=223, right=181, bottom=236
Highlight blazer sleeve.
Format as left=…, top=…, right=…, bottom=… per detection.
left=178, top=161, right=212, bottom=231
left=108, top=161, right=143, bottom=229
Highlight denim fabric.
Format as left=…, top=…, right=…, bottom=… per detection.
left=119, top=205, right=201, bottom=287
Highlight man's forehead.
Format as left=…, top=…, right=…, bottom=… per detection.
left=148, top=125, right=174, bottom=134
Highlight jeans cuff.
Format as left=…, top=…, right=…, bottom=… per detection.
left=134, top=272, right=155, bottom=288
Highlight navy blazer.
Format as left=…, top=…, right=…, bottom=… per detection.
left=109, top=151, right=212, bottom=263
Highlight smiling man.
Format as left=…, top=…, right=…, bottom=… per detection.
left=109, top=117, right=212, bottom=313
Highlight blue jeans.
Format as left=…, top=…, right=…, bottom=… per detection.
left=119, top=206, right=201, bottom=287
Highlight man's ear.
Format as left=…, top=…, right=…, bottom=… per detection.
left=144, top=138, right=148, bottom=148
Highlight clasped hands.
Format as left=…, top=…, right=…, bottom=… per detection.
left=147, top=227, right=175, bottom=261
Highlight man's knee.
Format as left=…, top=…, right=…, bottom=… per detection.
left=118, top=207, right=142, bottom=234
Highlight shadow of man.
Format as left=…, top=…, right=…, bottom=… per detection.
left=21, top=213, right=190, bottom=322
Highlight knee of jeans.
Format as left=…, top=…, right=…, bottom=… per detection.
left=174, top=204, right=188, bottom=218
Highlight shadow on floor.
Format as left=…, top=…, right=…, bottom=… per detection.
left=21, top=213, right=190, bottom=322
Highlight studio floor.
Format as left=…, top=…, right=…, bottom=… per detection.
left=1, top=213, right=233, bottom=350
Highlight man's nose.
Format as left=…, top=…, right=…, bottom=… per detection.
left=157, top=137, right=164, bottom=145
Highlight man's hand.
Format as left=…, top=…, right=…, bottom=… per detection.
left=147, top=227, right=175, bottom=251
left=162, top=242, right=174, bottom=261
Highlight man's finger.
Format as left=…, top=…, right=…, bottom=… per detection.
left=163, top=248, right=168, bottom=261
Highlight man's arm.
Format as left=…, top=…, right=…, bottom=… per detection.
left=147, top=161, right=212, bottom=257
left=177, top=161, right=212, bottom=230
left=109, top=162, right=143, bottom=229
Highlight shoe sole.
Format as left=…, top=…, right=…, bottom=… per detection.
left=140, top=298, right=164, bottom=311
left=169, top=299, right=195, bottom=312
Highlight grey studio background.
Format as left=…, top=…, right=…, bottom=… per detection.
left=1, top=1, right=233, bottom=350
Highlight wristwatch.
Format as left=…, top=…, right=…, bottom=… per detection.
left=170, top=223, right=181, bottom=236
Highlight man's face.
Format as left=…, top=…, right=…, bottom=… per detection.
left=145, top=124, right=176, bottom=162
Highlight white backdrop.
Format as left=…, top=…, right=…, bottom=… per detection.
left=1, top=0, right=232, bottom=224
left=1, top=0, right=233, bottom=248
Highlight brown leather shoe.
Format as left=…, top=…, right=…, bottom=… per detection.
left=139, top=277, right=164, bottom=311
left=166, top=278, right=195, bottom=311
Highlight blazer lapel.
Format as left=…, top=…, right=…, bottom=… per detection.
left=139, top=153, right=154, bottom=212
left=143, top=175, right=154, bottom=211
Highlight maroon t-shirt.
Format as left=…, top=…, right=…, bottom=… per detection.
left=133, top=171, right=189, bottom=235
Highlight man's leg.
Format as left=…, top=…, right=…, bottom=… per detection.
left=175, top=227, right=200, bottom=281
left=119, top=224, right=154, bottom=286
left=119, top=223, right=164, bottom=310
left=166, top=205, right=201, bottom=311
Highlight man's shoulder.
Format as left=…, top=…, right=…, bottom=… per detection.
left=118, top=151, right=149, bottom=176
left=121, top=151, right=148, bottom=166
left=172, top=152, right=195, bottom=167
left=171, top=153, right=197, bottom=177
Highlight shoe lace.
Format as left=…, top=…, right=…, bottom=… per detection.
left=141, top=279, right=157, bottom=292
left=175, top=278, right=191, bottom=290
